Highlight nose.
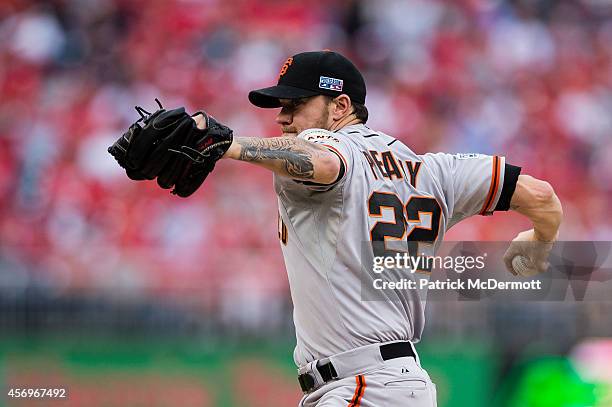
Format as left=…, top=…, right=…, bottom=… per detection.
left=275, top=107, right=292, bottom=125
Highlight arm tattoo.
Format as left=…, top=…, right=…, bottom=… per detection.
left=236, top=137, right=317, bottom=179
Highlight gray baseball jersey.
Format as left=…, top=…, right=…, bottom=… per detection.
left=274, top=124, right=508, bottom=367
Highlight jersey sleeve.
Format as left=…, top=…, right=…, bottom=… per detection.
left=421, top=153, right=521, bottom=229
left=276, top=128, right=352, bottom=193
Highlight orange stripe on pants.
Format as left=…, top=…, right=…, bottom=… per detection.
left=348, top=375, right=366, bottom=407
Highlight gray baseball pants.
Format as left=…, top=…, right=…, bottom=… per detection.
left=298, top=341, right=437, bottom=407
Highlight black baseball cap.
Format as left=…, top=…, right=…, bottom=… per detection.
left=248, top=51, right=366, bottom=108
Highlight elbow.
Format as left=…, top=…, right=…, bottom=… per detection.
left=512, top=175, right=563, bottom=241
left=513, top=175, right=563, bottom=224
left=551, top=190, right=563, bottom=227
left=531, top=178, right=554, bottom=204
left=520, top=176, right=557, bottom=208
left=536, top=179, right=563, bottom=226
left=315, top=152, right=342, bottom=184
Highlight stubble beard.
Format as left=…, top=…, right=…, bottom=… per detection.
left=282, top=107, right=330, bottom=137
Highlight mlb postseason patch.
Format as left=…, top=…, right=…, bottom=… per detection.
left=456, top=153, right=481, bottom=159
left=319, top=76, right=343, bottom=91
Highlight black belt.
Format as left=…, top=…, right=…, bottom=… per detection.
left=298, top=341, right=416, bottom=393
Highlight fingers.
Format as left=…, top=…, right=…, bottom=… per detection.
left=503, top=242, right=525, bottom=276
left=504, top=238, right=554, bottom=276
left=503, top=247, right=518, bottom=276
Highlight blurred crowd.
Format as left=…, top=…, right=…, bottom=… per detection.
left=0, top=0, right=611, bottom=306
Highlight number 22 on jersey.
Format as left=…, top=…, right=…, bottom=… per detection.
left=367, top=191, right=442, bottom=267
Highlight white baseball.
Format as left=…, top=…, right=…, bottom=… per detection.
left=512, top=255, right=538, bottom=277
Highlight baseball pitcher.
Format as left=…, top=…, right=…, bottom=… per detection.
left=108, top=51, right=563, bottom=406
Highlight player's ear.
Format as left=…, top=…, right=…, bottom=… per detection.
left=331, top=95, right=352, bottom=120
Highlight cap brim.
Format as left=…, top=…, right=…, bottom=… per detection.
left=248, top=85, right=319, bottom=108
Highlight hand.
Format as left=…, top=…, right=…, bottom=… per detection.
left=503, top=229, right=555, bottom=277
left=192, top=112, right=239, bottom=160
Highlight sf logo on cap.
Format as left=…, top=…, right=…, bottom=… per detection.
left=279, top=57, right=293, bottom=78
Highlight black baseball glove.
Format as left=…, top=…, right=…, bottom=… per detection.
left=108, top=99, right=233, bottom=197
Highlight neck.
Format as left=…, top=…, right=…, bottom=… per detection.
left=329, top=114, right=361, bottom=132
